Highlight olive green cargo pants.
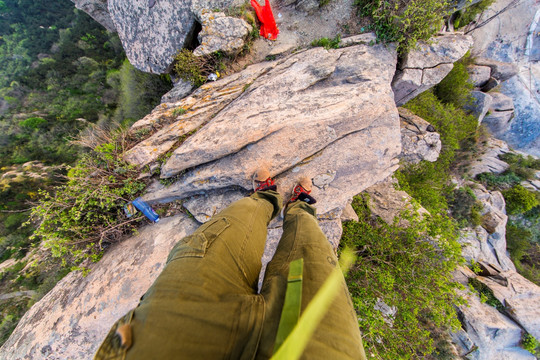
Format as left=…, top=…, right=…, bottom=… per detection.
left=95, top=190, right=366, bottom=360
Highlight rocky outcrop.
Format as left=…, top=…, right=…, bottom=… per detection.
left=468, top=137, right=510, bottom=177
left=107, top=0, right=198, bottom=73
left=482, top=92, right=515, bottom=137
left=0, top=214, right=199, bottom=360
left=70, top=0, right=116, bottom=32
left=469, top=0, right=540, bottom=157
left=467, top=65, right=491, bottom=88
left=193, top=10, right=252, bottom=57
left=398, top=107, right=442, bottom=164
left=128, top=40, right=401, bottom=220
left=392, top=33, right=474, bottom=106
left=465, top=90, right=492, bottom=125
left=452, top=268, right=536, bottom=360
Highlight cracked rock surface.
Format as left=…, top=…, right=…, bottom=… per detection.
left=135, top=41, right=401, bottom=219
left=392, top=33, right=473, bottom=106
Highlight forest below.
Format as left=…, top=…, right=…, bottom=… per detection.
left=0, top=0, right=171, bottom=344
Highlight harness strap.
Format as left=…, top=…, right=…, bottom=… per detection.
left=273, top=258, right=303, bottom=353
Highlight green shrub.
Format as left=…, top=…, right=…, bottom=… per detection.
left=506, top=223, right=533, bottom=262
left=173, top=49, right=224, bottom=87
left=522, top=333, right=540, bottom=355
left=454, top=0, right=495, bottom=29
left=398, top=91, right=478, bottom=214
left=434, top=59, right=474, bottom=108
left=311, top=35, right=341, bottom=49
left=475, top=171, right=521, bottom=190
left=30, top=128, right=147, bottom=269
left=19, top=117, right=47, bottom=129
left=503, top=185, right=539, bottom=215
left=468, top=278, right=504, bottom=311
left=355, top=0, right=450, bottom=53
left=447, top=187, right=483, bottom=228
left=341, top=195, right=463, bottom=359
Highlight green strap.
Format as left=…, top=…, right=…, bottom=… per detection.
left=273, top=258, right=304, bottom=353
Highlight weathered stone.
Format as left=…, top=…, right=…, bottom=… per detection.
left=339, top=33, right=378, bottom=47
left=70, top=0, right=116, bottom=32
left=318, top=218, right=343, bottom=249
left=398, top=108, right=442, bottom=164
left=182, top=188, right=247, bottom=223
left=489, top=92, right=514, bottom=112
left=392, top=33, right=474, bottom=106
left=193, top=11, right=252, bottom=57
left=453, top=289, right=535, bottom=360
left=475, top=58, right=519, bottom=82
left=363, top=178, right=428, bottom=226
left=458, top=226, right=502, bottom=268
left=140, top=42, right=401, bottom=216
left=481, top=77, right=500, bottom=92
left=477, top=272, right=540, bottom=340
left=482, top=110, right=513, bottom=136
left=341, top=202, right=359, bottom=222
left=0, top=214, right=199, bottom=360
left=472, top=185, right=515, bottom=272
left=161, top=80, right=194, bottom=103
left=465, top=90, right=492, bottom=125
left=125, top=61, right=278, bottom=167
left=295, top=0, right=319, bottom=13
left=467, top=65, right=491, bottom=87
left=468, top=137, right=510, bottom=177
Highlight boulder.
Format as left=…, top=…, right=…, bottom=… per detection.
left=139, top=40, right=401, bottom=217
left=477, top=272, right=540, bottom=340
left=489, top=92, right=514, bottom=112
left=481, top=77, right=500, bottom=92
left=392, top=33, right=474, bottom=106
left=0, top=214, right=199, bottom=360
left=467, top=65, right=491, bottom=88
left=192, top=11, right=252, bottom=57
left=108, top=0, right=198, bottom=73
left=475, top=58, right=519, bottom=82
left=472, top=184, right=515, bottom=272
left=363, top=177, right=429, bottom=227
left=161, top=79, right=195, bottom=103
left=70, top=0, right=116, bottom=32
left=458, top=226, right=502, bottom=268
left=468, top=137, right=510, bottom=177
left=465, top=91, right=492, bottom=125
left=482, top=110, right=513, bottom=137
left=452, top=289, right=535, bottom=360
left=398, top=107, right=442, bottom=164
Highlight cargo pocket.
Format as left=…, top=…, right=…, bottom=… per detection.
left=167, top=217, right=230, bottom=263
left=94, top=310, right=134, bottom=360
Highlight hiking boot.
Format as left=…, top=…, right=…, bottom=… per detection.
left=289, top=176, right=317, bottom=205
left=252, top=167, right=277, bottom=192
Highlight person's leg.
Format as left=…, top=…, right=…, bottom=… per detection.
left=95, top=181, right=282, bottom=360
left=257, top=185, right=366, bottom=360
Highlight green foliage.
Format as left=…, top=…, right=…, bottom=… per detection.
left=475, top=171, right=521, bottom=190
left=19, top=117, right=47, bottom=129
left=341, top=195, right=463, bottom=359
left=398, top=90, right=478, bottom=215
left=355, top=0, right=450, bottom=53
left=454, top=0, right=495, bottom=29
left=447, top=187, right=483, bottom=228
left=30, top=129, right=147, bottom=268
left=468, top=278, right=504, bottom=311
left=506, top=223, right=533, bottom=262
left=173, top=49, right=223, bottom=87
left=522, top=333, right=540, bottom=355
left=434, top=57, right=474, bottom=108
left=311, top=34, right=342, bottom=49
left=172, top=107, right=187, bottom=117
left=502, top=185, right=539, bottom=215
